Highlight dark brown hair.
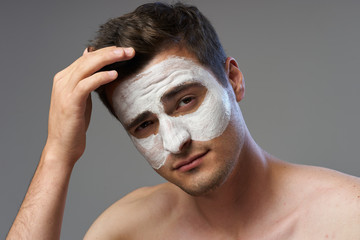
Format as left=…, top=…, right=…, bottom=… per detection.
left=89, top=2, right=227, bottom=117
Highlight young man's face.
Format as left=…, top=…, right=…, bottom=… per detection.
left=107, top=48, right=246, bottom=195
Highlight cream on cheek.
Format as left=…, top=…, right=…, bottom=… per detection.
left=112, top=57, right=232, bottom=169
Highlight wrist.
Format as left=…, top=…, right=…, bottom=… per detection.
left=40, top=143, right=78, bottom=171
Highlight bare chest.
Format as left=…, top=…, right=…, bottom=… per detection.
left=131, top=215, right=302, bottom=240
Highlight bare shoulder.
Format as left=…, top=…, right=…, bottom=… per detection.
left=287, top=162, right=360, bottom=200
left=300, top=165, right=360, bottom=237
left=84, top=182, right=180, bottom=240
left=273, top=160, right=360, bottom=238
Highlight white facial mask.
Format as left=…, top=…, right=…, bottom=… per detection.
left=112, top=57, right=231, bottom=169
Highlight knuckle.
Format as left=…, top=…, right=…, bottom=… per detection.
left=53, top=72, right=63, bottom=82
left=75, top=55, right=88, bottom=68
left=101, top=46, right=122, bottom=59
left=97, top=71, right=108, bottom=80
left=76, top=80, right=88, bottom=93
left=75, top=63, right=86, bottom=74
left=96, top=71, right=111, bottom=83
left=81, top=52, right=90, bottom=60
left=77, top=55, right=88, bottom=66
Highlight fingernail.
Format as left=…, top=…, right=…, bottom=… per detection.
left=124, top=47, right=134, bottom=55
left=108, top=70, right=117, bottom=77
left=113, top=48, right=124, bottom=55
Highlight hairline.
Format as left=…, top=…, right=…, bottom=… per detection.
left=103, top=45, right=229, bottom=121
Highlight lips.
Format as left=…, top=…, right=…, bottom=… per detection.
left=173, top=150, right=209, bottom=171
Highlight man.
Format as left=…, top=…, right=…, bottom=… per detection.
left=7, top=2, right=360, bottom=239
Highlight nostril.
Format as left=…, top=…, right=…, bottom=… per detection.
left=179, top=138, right=191, bottom=152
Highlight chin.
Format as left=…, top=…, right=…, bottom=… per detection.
left=179, top=181, right=221, bottom=196
left=175, top=162, right=233, bottom=196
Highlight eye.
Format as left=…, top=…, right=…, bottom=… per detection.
left=135, top=120, right=153, bottom=132
left=177, top=96, right=195, bottom=109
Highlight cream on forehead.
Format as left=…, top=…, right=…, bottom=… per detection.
left=114, top=57, right=216, bottom=124
left=112, top=57, right=232, bottom=169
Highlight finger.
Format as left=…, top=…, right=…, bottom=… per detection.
left=87, top=46, right=95, bottom=53
left=71, top=46, right=134, bottom=83
left=73, top=70, right=118, bottom=102
left=55, top=46, right=132, bottom=86
left=54, top=47, right=93, bottom=81
left=60, top=47, right=115, bottom=81
left=83, top=46, right=96, bottom=55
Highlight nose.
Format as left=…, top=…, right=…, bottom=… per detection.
left=159, top=116, right=191, bottom=154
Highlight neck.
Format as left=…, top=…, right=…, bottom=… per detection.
left=190, top=129, right=274, bottom=233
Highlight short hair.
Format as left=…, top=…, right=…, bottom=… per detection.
left=89, top=2, right=227, bottom=118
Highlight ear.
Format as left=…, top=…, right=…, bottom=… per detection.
left=225, top=57, right=245, bottom=102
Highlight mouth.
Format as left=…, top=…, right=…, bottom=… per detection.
left=173, top=150, right=209, bottom=172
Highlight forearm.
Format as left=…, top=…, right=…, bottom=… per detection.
left=7, top=146, right=75, bottom=240
left=7, top=46, right=134, bottom=240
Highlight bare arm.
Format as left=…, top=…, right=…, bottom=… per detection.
left=7, top=46, right=135, bottom=240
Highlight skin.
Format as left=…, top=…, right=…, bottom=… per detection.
left=112, top=56, right=234, bottom=170
left=6, top=46, right=135, bottom=240
left=86, top=48, right=360, bottom=239
left=7, top=46, right=360, bottom=240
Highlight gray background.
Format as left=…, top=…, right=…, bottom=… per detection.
left=1, top=0, right=359, bottom=239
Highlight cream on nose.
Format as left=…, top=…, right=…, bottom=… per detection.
left=158, top=115, right=191, bottom=154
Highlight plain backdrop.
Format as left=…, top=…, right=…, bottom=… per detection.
left=1, top=0, right=359, bottom=239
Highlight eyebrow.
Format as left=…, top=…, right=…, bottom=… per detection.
left=161, top=82, right=203, bottom=103
left=125, top=111, right=153, bottom=130
left=125, top=82, right=203, bottom=130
